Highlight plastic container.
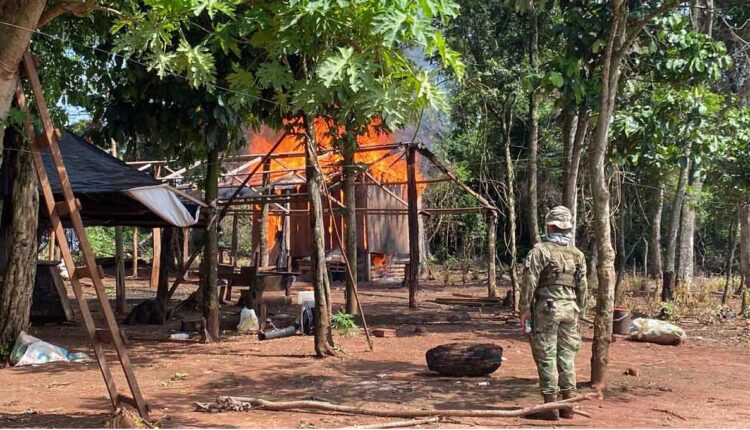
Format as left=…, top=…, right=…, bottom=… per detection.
left=612, top=307, right=632, bottom=335
left=169, top=332, right=190, bottom=341
left=237, top=307, right=259, bottom=333
left=297, top=291, right=315, bottom=305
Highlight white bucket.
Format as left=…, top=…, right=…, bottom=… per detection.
left=297, top=291, right=315, bottom=305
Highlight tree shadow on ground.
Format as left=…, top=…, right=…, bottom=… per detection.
left=0, top=412, right=109, bottom=428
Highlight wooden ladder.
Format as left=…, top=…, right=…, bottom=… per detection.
left=15, top=51, right=149, bottom=420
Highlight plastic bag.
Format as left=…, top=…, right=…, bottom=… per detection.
left=237, top=307, right=259, bottom=333
left=10, top=331, right=92, bottom=366
left=629, top=318, right=686, bottom=345
left=300, top=302, right=315, bottom=336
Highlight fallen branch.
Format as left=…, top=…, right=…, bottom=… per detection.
left=339, top=417, right=440, bottom=429
left=202, top=394, right=597, bottom=419
left=652, top=408, right=687, bottom=421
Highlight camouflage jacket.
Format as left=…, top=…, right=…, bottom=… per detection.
left=520, top=240, right=588, bottom=316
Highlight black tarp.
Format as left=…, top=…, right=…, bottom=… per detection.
left=36, top=130, right=197, bottom=227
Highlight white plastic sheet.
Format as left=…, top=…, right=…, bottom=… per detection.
left=123, top=185, right=199, bottom=227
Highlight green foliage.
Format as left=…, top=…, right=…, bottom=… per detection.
left=86, top=227, right=117, bottom=257
left=112, top=0, right=464, bottom=141
left=659, top=302, right=680, bottom=321
left=331, top=310, right=359, bottom=338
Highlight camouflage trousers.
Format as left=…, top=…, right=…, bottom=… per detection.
left=530, top=299, right=581, bottom=395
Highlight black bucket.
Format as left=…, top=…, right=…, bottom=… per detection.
left=612, top=307, right=631, bottom=335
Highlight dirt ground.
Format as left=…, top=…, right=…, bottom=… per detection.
left=2, top=272, right=750, bottom=428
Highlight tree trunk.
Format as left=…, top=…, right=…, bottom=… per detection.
left=0, top=127, right=39, bottom=352
left=303, top=114, right=335, bottom=357
left=561, top=107, right=576, bottom=192
left=562, top=108, right=591, bottom=238
left=526, top=1, right=541, bottom=245
left=406, top=144, right=420, bottom=309
left=677, top=174, right=702, bottom=294
left=501, top=100, right=520, bottom=311
left=663, top=151, right=691, bottom=302
left=722, top=206, right=739, bottom=305
left=0, top=1, right=46, bottom=148
left=201, top=148, right=221, bottom=342
left=589, top=2, right=627, bottom=390
left=487, top=212, right=498, bottom=298
left=157, top=227, right=175, bottom=306
left=649, top=185, right=664, bottom=278
left=343, top=132, right=358, bottom=315
left=259, top=159, right=271, bottom=266
left=230, top=213, right=239, bottom=266
left=740, top=201, right=750, bottom=316
left=614, top=205, right=627, bottom=305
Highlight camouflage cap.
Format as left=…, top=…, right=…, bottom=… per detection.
left=545, top=205, right=573, bottom=230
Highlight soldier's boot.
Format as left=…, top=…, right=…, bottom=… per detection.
left=526, top=394, right=559, bottom=421
left=542, top=393, right=560, bottom=421
left=559, top=391, right=575, bottom=419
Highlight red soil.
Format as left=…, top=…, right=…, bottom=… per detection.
left=1, top=276, right=749, bottom=428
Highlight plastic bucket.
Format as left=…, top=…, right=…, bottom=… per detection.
left=612, top=307, right=631, bottom=335
left=296, top=290, right=315, bottom=305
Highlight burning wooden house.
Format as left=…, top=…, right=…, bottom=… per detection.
left=219, top=121, right=419, bottom=282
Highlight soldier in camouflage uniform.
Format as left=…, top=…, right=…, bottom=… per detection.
left=519, top=206, right=587, bottom=420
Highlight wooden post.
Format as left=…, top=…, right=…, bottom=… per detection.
left=487, top=211, right=498, bottom=298
left=132, top=228, right=139, bottom=278
left=182, top=227, right=190, bottom=279
left=47, top=229, right=56, bottom=261
left=362, top=173, right=372, bottom=282
left=150, top=228, right=161, bottom=289
left=284, top=195, right=291, bottom=268
left=110, top=140, right=127, bottom=313
left=259, top=159, right=271, bottom=266
left=231, top=213, right=239, bottom=266
left=406, top=143, right=420, bottom=309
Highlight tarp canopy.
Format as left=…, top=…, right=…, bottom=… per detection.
left=39, top=131, right=200, bottom=227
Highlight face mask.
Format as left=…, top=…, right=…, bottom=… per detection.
left=545, top=231, right=573, bottom=246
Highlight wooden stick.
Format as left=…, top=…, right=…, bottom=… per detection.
left=339, top=417, right=440, bottom=429
left=215, top=394, right=597, bottom=418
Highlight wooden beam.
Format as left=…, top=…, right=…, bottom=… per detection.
left=150, top=228, right=161, bottom=289
left=226, top=143, right=404, bottom=162
left=355, top=178, right=451, bottom=186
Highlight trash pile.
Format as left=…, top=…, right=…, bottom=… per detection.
left=10, top=331, right=92, bottom=366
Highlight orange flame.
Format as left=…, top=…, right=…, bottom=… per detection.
left=242, top=118, right=420, bottom=185
left=243, top=118, right=422, bottom=253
